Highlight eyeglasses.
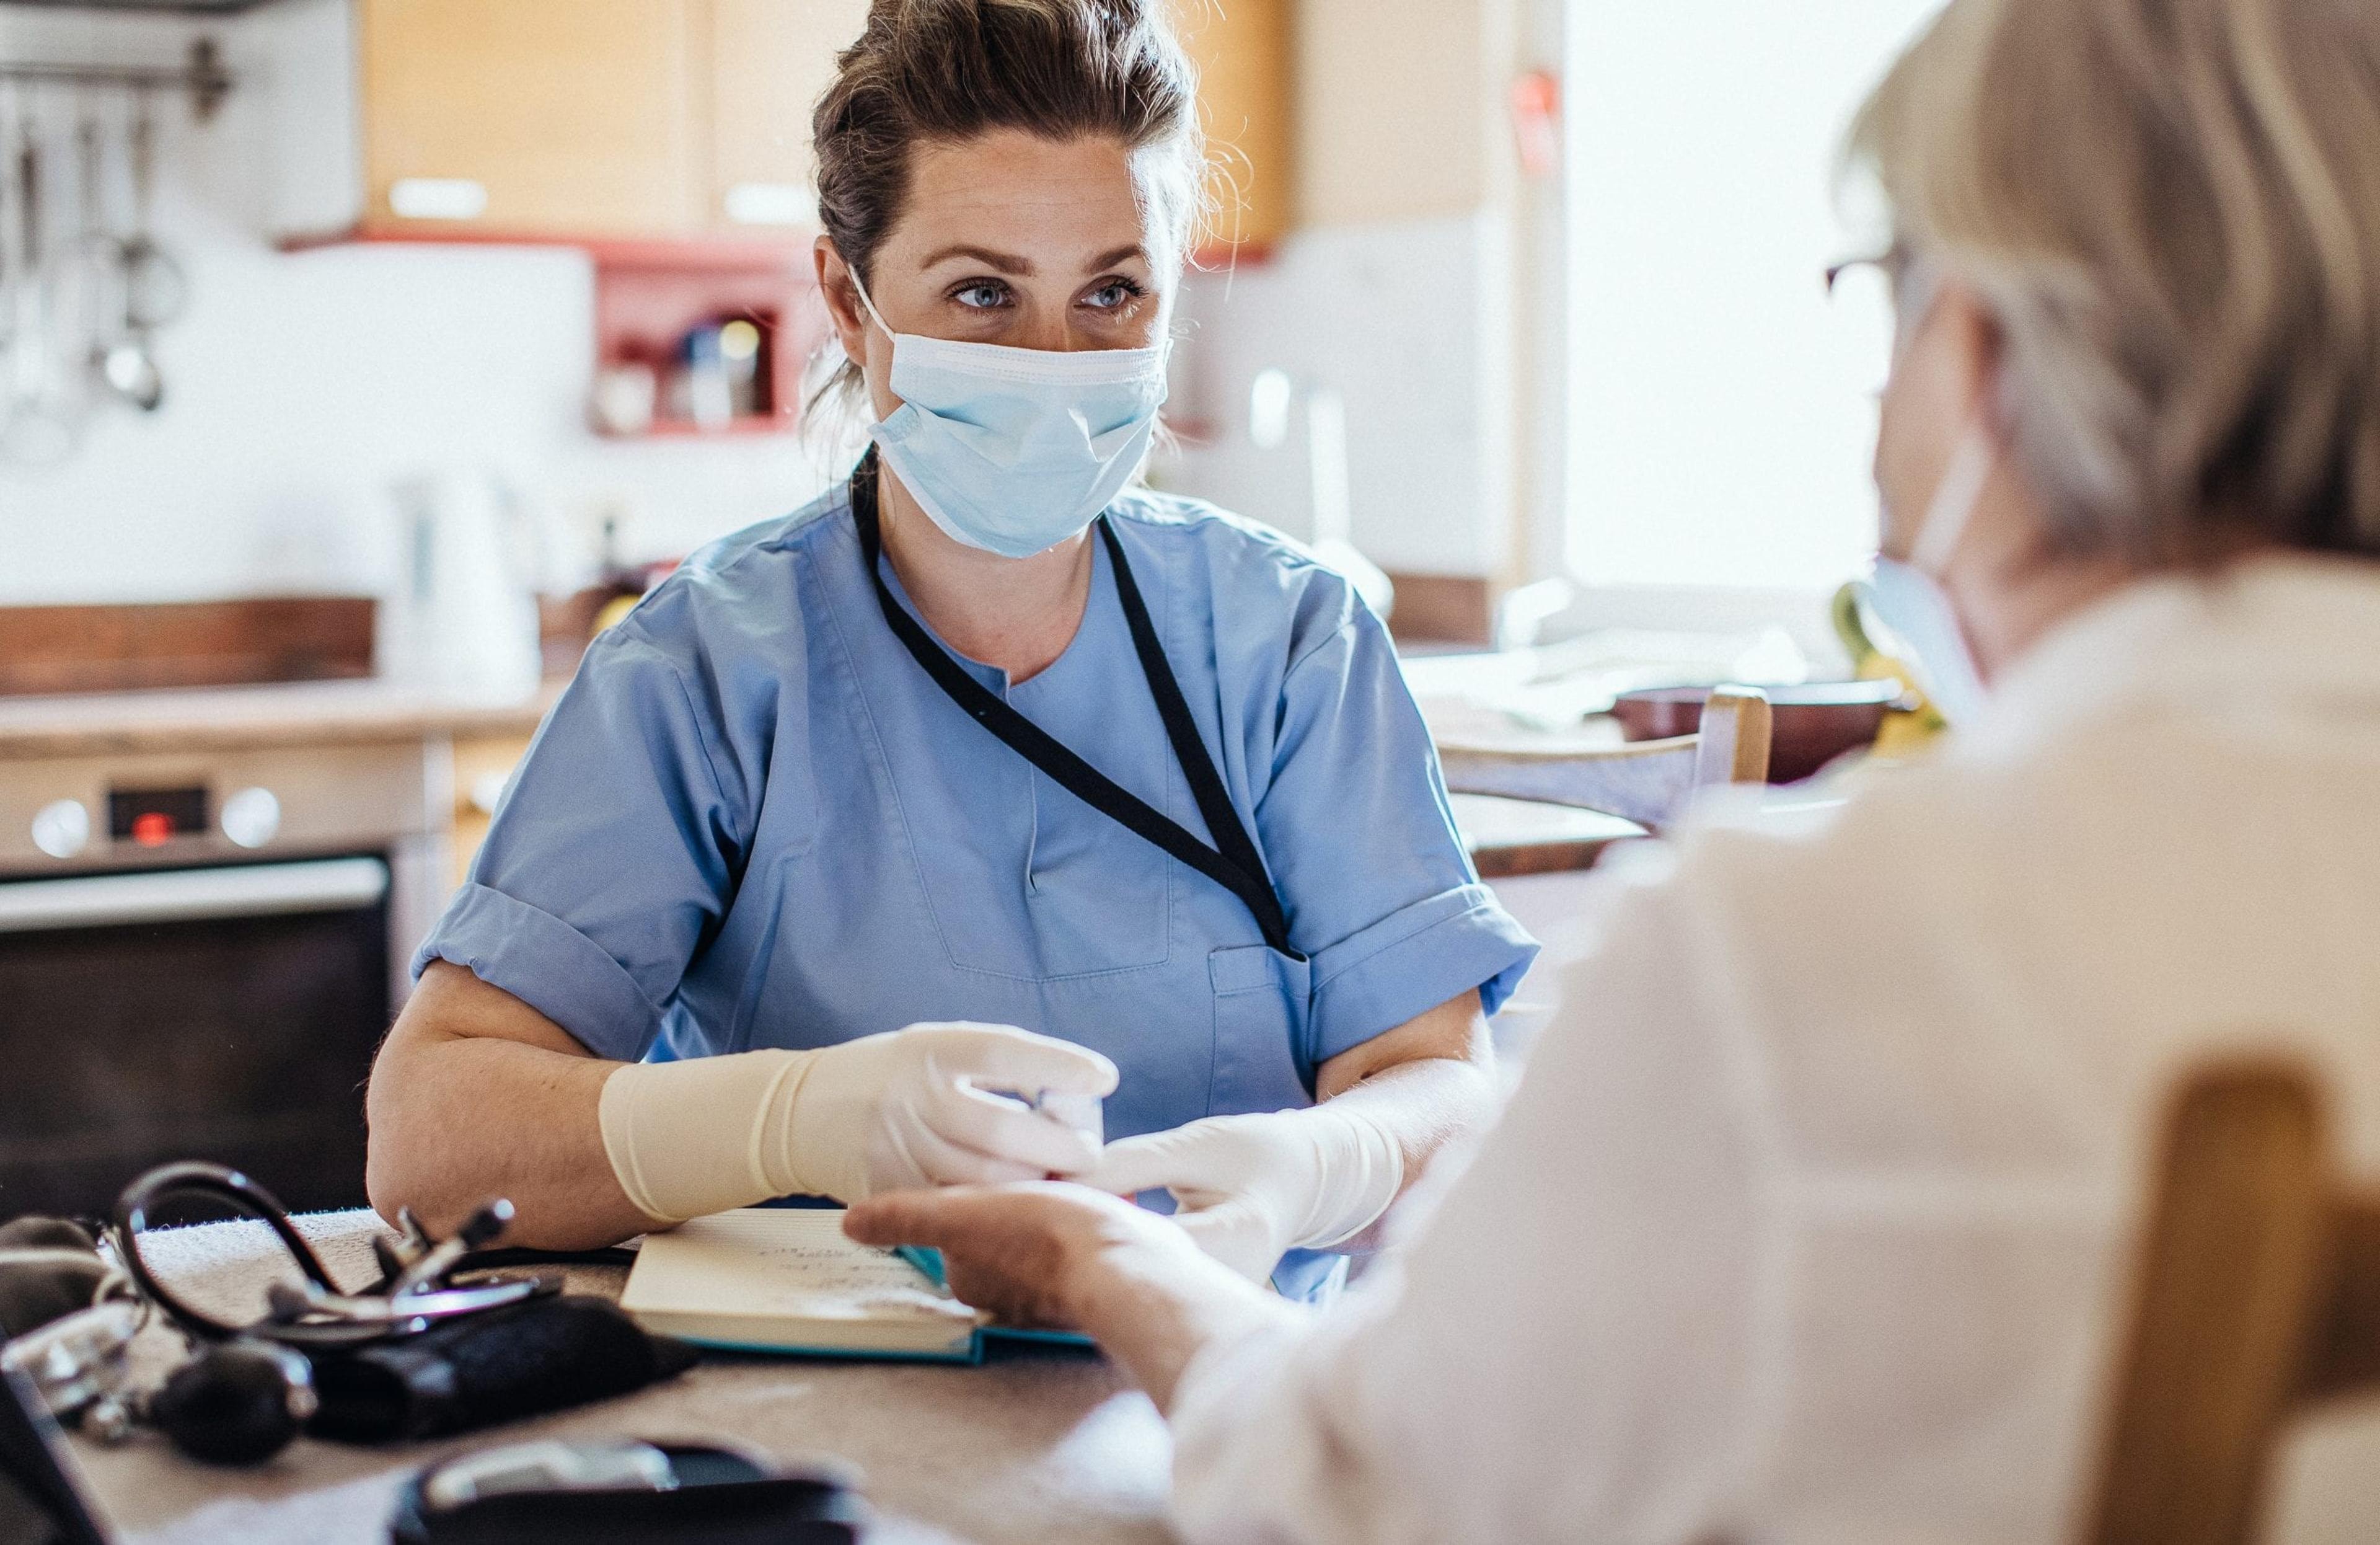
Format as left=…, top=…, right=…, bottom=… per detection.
left=1824, top=240, right=1915, bottom=302
left=1825, top=240, right=1927, bottom=392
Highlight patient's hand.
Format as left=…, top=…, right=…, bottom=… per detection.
left=844, top=1182, right=1186, bottom=1327
left=844, top=1183, right=1294, bottom=1410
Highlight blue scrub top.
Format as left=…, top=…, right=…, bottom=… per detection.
left=416, top=479, right=1538, bottom=1293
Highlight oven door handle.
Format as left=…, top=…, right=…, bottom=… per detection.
left=0, top=857, right=391, bottom=934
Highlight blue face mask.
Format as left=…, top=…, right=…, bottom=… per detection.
left=1865, top=422, right=1995, bottom=727
left=850, top=272, right=1171, bottom=559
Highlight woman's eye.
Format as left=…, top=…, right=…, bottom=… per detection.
left=1083, top=280, right=1145, bottom=312
left=951, top=281, right=1010, bottom=311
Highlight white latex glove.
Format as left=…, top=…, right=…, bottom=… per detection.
left=791, top=1022, right=1116, bottom=1203
left=1083, top=1105, right=1403, bottom=1283
left=600, top=1022, right=1117, bottom=1222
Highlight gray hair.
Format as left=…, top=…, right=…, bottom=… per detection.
left=1849, top=0, right=2380, bottom=565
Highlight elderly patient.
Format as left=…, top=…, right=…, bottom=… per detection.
left=844, top=0, right=2380, bottom=1538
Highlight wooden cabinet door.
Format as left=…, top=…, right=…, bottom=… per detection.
left=705, top=0, right=870, bottom=233
left=447, top=732, right=536, bottom=892
left=1173, top=0, right=1291, bottom=254
left=360, top=0, right=700, bottom=237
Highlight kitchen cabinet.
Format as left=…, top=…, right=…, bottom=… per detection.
left=447, top=730, right=535, bottom=889
left=306, top=0, right=861, bottom=241
left=359, top=0, right=702, bottom=237
left=1173, top=0, right=1292, bottom=253
left=705, top=0, right=871, bottom=232
left=280, top=0, right=1290, bottom=252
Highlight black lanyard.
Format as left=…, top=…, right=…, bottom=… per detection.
left=851, top=454, right=1302, bottom=960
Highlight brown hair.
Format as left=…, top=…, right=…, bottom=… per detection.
left=1849, top=0, right=2380, bottom=565
left=810, top=0, right=1205, bottom=411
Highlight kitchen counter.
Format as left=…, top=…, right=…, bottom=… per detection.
left=0, top=680, right=560, bottom=761
left=71, top=1212, right=1170, bottom=1545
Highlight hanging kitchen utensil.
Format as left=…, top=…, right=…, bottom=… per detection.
left=3, top=100, right=83, bottom=467
left=118, top=89, right=186, bottom=334
left=0, top=97, right=13, bottom=360
left=79, top=108, right=161, bottom=412
left=0, top=97, right=15, bottom=459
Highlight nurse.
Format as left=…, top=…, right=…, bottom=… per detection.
left=363, top=0, right=1537, bottom=1299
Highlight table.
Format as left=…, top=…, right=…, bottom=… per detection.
left=71, top=1213, right=1175, bottom=1545
left=1452, top=792, right=1646, bottom=878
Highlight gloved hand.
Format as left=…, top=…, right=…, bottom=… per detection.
left=1083, top=1104, right=1403, bottom=1283
left=788, top=1023, right=1116, bottom=1203
left=600, top=1022, right=1117, bottom=1223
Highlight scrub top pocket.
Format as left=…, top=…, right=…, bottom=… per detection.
left=1210, top=944, right=1315, bottom=1110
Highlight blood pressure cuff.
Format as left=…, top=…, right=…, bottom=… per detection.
left=307, top=1296, right=697, bottom=1443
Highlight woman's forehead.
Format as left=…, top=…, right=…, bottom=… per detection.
left=888, top=130, right=1173, bottom=273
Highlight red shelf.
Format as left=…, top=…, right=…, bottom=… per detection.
left=589, top=249, right=830, bottom=441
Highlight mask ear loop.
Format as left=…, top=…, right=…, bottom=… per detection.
left=842, top=263, right=897, bottom=343
left=1910, top=425, right=1996, bottom=576
left=1884, top=250, right=1996, bottom=578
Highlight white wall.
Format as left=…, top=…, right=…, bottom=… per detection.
left=1155, top=0, right=1527, bottom=580
left=1563, top=0, right=1941, bottom=591
left=0, top=3, right=835, bottom=608
left=1160, top=211, right=1514, bottom=578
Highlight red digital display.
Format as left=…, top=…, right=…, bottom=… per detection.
left=108, top=787, right=208, bottom=846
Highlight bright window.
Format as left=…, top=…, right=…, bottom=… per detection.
left=1564, top=1, right=1944, bottom=591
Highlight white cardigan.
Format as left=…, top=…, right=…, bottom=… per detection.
left=1167, top=557, right=2380, bottom=1545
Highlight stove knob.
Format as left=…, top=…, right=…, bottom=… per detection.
left=31, top=799, right=91, bottom=860
left=221, top=787, right=282, bottom=850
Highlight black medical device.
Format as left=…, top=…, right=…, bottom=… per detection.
left=2, top=1161, right=684, bottom=1468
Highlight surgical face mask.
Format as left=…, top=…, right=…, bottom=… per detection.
left=848, top=271, right=1171, bottom=560
left=1865, top=423, right=1995, bottom=727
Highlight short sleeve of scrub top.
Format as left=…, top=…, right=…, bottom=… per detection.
left=416, top=482, right=1538, bottom=1291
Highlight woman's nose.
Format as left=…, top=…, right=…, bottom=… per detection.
left=1013, top=309, right=1078, bottom=353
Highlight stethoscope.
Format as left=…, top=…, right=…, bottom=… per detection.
left=4, top=1161, right=557, bottom=1465
left=113, top=1161, right=552, bottom=1350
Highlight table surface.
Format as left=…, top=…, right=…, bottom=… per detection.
left=71, top=1213, right=1174, bottom=1545
left=1450, top=792, right=1646, bottom=877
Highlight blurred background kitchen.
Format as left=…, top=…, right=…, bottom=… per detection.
left=0, top=0, right=1937, bottom=1220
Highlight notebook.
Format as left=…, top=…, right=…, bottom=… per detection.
left=617, top=1208, right=1091, bottom=1363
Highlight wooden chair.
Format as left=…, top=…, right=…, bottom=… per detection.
left=2081, top=1059, right=2380, bottom=1545
left=1436, top=686, right=1774, bottom=833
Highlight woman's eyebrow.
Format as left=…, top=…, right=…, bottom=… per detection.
left=919, top=244, right=1034, bottom=275
left=915, top=244, right=1149, bottom=275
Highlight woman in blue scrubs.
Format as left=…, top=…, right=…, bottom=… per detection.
left=364, top=0, right=1536, bottom=1298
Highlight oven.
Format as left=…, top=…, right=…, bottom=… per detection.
left=0, top=743, right=447, bottom=1219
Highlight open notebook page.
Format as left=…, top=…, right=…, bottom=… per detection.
left=620, top=1208, right=984, bottom=1356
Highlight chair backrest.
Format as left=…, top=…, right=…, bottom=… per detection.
left=2081, top=1059, right=2380, bottom=1545
left=1435, top=686, right=1773, bottom=832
